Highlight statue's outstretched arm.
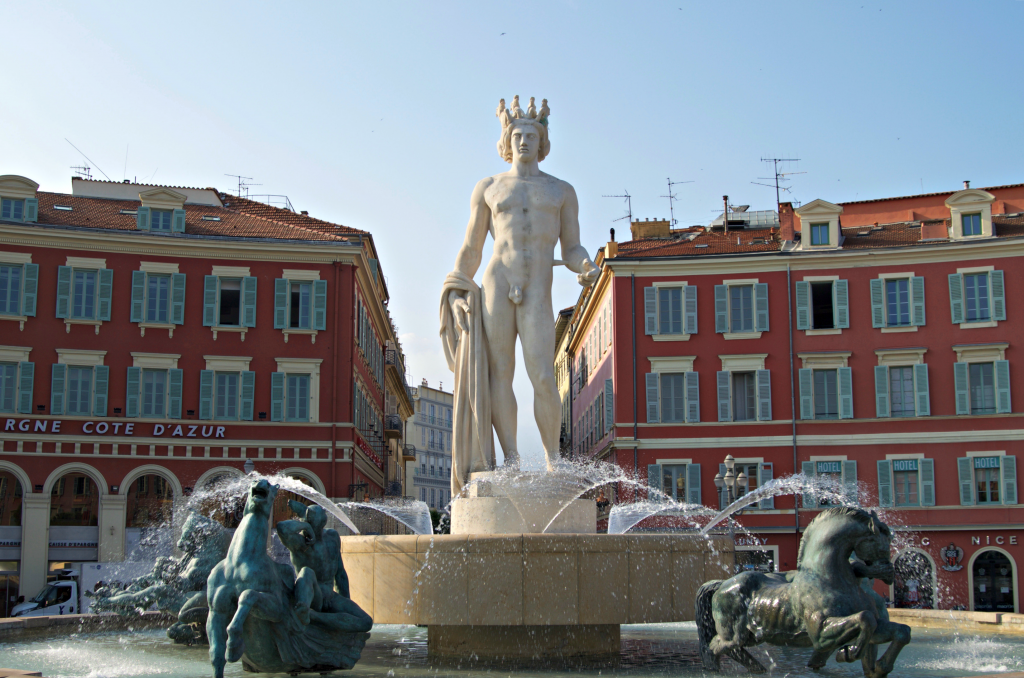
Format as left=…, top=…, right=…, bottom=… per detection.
left=558, top=184, right=598, bottom=286
left=452, top=178, right=493, bottom=279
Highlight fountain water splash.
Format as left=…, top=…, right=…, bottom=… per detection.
left=699, top=473, right=852, bottom=535
left=606, top=500, right=719, bottom=535
left=344, top=498, right=433, bottom=535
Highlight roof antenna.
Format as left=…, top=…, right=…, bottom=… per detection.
left=65, top=139, right=111, bottom=181
left=602, top=190, right=633, bottom=227
left=753, top=156, right=804, bottom=213
left=224, top=174, right=260, bottom=198
left=660, top=177, right=693, bottom=227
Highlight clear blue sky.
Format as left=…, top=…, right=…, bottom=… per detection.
left=3, top=1, right=1022, bottom=466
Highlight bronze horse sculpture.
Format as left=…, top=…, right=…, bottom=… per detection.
left=697, top=507, right=911, bottom=678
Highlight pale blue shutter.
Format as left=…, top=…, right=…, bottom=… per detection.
left=799, top=368, right=813, bottom=419
left=241, top=276, right=257, bottom=327
left=130, top=271, right=146, bottom=322
left=22, top=263, right=38, bottom=316
left=604, top=378, right=614, bottom=434
left=271, top=372, right=285, bottom=422
left=870, top=279, right=885, bottom=328
left=97, top=268, right=113, bottom=321
left=717, top=463, right=728, bottom=509
left=643, top=287, right=657, bottom=335
left=911, top=276, right=926, bottom=326
left=795, top=281, right=810, bottom=330
left=647, top=464, right=663, bottom=499
left=136, top=206, right=151, bottom=230
left=240, top=371, right=255, bottom=421
left=995, top=360, right=1011, bottom=413
left=920, top=458, right=936, bottom=506
left=353, top=383, right=360, bottom=429
left=874, top=365, right=890, bottom=418
left=876, top=460, right=893, bottom=507
left=687, top=464, right=702, bottom=506
left=24, top=198, right=38, bottom=222
left=645, top=372, right=659, bottom=423
left=948, top=273, right=964, bottom=324
left=957, top=457, right=974, bottom=505
left=55, top=266, right=72, bottom=318
left=954, top=362, right=970, bottom=415
left=199, top=370, right=214, bottom=420
left=168, top=369, right=183, bottom=419
left=802, top=461, right=817, bottom=509
left=716, top=371, right=731, bottom=422
left=756, top=369, right=771, bottom=421
left=203, top=276, right=218, bottom=326
left=93, top=365, right=109, bottom=417
left=684, top=285, right=698, bottom=334
left=126, top=366, right=141, bottom=418
left=50, top=363, right=66, bottom=415
left=833, top=280, right=849, bottom=329
left=274, top=278, right=288, bottom=329
left=16, top=362, right=33, bottom=414
left=991, top=270, right=1006, bottom=321
left=171, top=273, right=186, bottom=325
left=754, top=283, right=769, bottom=332
left=913, top=363, right=930, bottom=416
left=313, top=280, right=328, bottom=331
left=838, top=367, right=853, bottom=419
left=172, top=208, right=186, bottom=233
left=714, top=285, right=728, bottom=333
left=1002, top=456, right=1017, bottom=505
left=843, top=460, right=858, bottom=504
left=684, top=371, right=700, bottom=423
left=758, top=462, right=774, bottom=509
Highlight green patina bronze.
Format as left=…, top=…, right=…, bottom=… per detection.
left=696, top=507, right=911, bottom=677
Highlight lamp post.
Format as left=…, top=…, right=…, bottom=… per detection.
left=713, top=454, right=747, bottom=511
left=243, top=458, right=255, bottom=475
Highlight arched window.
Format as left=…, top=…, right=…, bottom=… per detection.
left=894, top=550, right=934, bottom=609
left=0, top=471, right=23, bottom=526
left=974, top=550, right=1015, bottom=612
left=125, top=474, right=175, bottom=527
left=50, top=473, right=98, bottom=526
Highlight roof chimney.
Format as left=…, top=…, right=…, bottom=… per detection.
left=964, top=180, right=970, bottom=189
left=779, top=202, right=795, bottom=241
left=610, top=227, right=616, bottom=242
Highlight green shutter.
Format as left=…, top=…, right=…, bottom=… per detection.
left=954, top=362, right=970, bottom=415
left=172, top=208, right=186, bottom=233
left=802, top=461, right=817, bottom=509
left=911, top=276, right=926, bottom=326
left=136, top=206, right=151, bottom=231
left=647, top=463, right=663, bottom=499
left=716, top=370, right=731, bottom=422
left=995, top=360, right=1011, bottom=413
left=957, top=457, right=975, bottom=505
left=920, top=458, right=935, bottom=506
left=125, top=366, right=141, bottom=418
left=50, top=363, right=66, bottom=415
left=843, top=460, right=858, bottom=504
left=313, top=279, right=328, bottom=331
left=22, top=263, right=38, bottom=317
left=168, top=368, right=183, bottom=419
left=799, top=368, right=814, bottom=419
left=754, top=283, right=769, bottom=332
left=130, top=271, right=146, bottom=323
left=833, top=279, right=849, bottom=329
left=274, top=278, right=289, bottom=329
left=876, top=460, right=893, bottom=507
left=870, top=279, right=885, bottom=328
left=913, top=363, right=930, bottom=416
left=240, top=371, right=255, bottom=421
left=93, top=365, right=109, bottom=417
left=199, top=370, right=214, bottom=420
left=759, top=462, right=774, bottom=509
left=645, top=372, right=659, bottom=423
left=55, top=266, right=72, bottom=318
left=604, top=378, right=614, bottom=434
left=714, top=284, right=728, bottom=333
left=1002, top=456, right=1017, bottom=505
left=795, top=281, right=810, bottom=330
left=838, top=366, right=853, bottom=419
left=241, top=276, right=257, bottom=328
left=874, top=365, right=890, bottom=418
left=687, top=463, right=701, bottom=506
left=643, top=287, right=657, bottom=335
left=684, top=371, right=700, bottom=423
left=271, top=372, right=285, bottom=422
left=171, top=273, right=186, bottom=325
left=203, top=276, right=218, bottom=326
left=97, top=268, right=113, bottom=321
left=17, top=362, right=33, bottom=414
left=991, top=270, right=1006, bottom=321
left=948, top=273, right=964, bottom=324
left=368, top=258, right=378, bottom=282
left=24, top=198, right=38, bottom=222
left=756, top=369, right=771, bottom=421
left=684, top=285, right=698, bottom=334
left=353, top=382, right=360, bottom=429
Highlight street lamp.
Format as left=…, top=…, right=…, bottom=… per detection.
left=713, top=454, right=747, bottom=510
left=243, top=458, right=255, bottom=475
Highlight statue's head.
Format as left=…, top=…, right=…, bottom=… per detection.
left=496, top=97, right=550, bottom=163
left=288, top=499, right=327, bottom=537
left=178, top=511, right=221, bottom=552
left=245, top=478, right=279, bottom=516
left=276, top=518, right=315, bottom=555
left=852, top=510, right=893, bottom=582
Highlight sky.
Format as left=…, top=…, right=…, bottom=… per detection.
left=3, top=1, right=1023, bottom=467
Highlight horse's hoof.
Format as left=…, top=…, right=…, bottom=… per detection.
left=836, top=646, right=856, bottom=663
left=294, top=603, right=311, bottom=626
left=227, top=638, right=245, bottom=663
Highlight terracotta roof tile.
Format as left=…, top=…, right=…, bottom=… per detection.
left=614, top=226, right=780, bottom=259
left=225, top=195, right=365, bottom=235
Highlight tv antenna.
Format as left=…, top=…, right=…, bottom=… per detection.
left=71, top=165, right=92, bottom=180
left=754, top=157, right=804, bottom=211
left=660, top=177, right=693, bottom=226
left=65, top=139, right=111, bottom=181
left=225, top=174, right=261, bottom=198
left=602, top=190, right=633, bottom=225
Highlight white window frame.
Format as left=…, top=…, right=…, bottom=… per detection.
left=0, top=251, right=32, bottom=330
left=877, top=271, right=920, bottom=333
left=275, top=357, right=322, bottom=423
left=795, top=199, right=844, bottom=251
left=945, top=189, right=995, bottom=240
left=650, top=280, right=692, bottom=342
left=956, top=265, right=999, bottom=329
left=803, top=275, right=842, bottom=336
left=138, top=261, right=181, bottom=337
left=721, top=278, right=763, bottom=340
left=64, top=256, right=107, bottom=333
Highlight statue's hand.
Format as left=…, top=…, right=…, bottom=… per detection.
left=577, top=259, right=599, bottom=287
left=449, top=291, right=471, bottom=334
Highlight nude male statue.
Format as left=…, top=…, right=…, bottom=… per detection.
left=446, top=99, right=598, bottom=472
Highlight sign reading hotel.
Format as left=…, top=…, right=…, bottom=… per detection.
left=3, top=417, right=228, bottom=438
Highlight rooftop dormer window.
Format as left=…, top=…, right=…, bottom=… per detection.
left=795, top=199, right=843, bottom=250
left=151, top=209, right=173, bottom=232
left=137, top=188, right=186, bottom=233
left=1, top=199, right=24, bottom=221
left=945, top=188, right=996, bottom=240
left=0, top=175, right=39, bottom=223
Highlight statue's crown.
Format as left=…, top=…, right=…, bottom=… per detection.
left=496, top=96, right=549, bottom=130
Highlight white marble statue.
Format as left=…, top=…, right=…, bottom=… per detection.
left=440, top=98, right=599, bottom=495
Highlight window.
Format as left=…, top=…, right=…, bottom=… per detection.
left=429, top=488, right=435, bottom=507
left=72, top=270, right=98, bottom=319
left=814, top=369, right=838, bottom=419
left=949, top=271, right=1004, bottom=325
left=878, top=458, right=934, bottom=507
left=141, top=369, right=167, bottom=418
left=647, top=462, right=701, bottom=505
left=147, top=275, right=170, bottom=323
left=0, top=363, right=17, bottom=412
left=1, top=199, right=24, bottom=221
left=954, top=358, right=1009, bottom=416
left=658, top=287, right=682, bottom=334
left=215, top=373, right=239, bottom=420
left=204, top=275, right=257, bottom=329
left=810, top=223, right=829, bottom=246
left=893, top=459, right=919, bottom=506
left=0, top=265, right=21, bottom=316
left=975, top=457, right=1001, bottom=504
left=661, top=464, right=688, bottom=501
left=964, top=274, right=990, bottom=323
left=890, top=367, right=915, bottom=416
left=290, top=282, right=312, bottom=328
left=957, top=455, right=1016, bottom=506
left=886, top=279, right=910, bottom=326
left=275, top=277, right=327, bottom=334
left=970, top=363, right=996, bottom=415
left=797, top=280, right=848, bottom=331
left=644, top=285, right=696, bottom=336
left=286, top=374, right=310, bottom=421
left=803, top=460, right=857, bottom=508
left=729, top=285, right=753, bottom=332
left=54, top=262, right=109, bottom=325
left=660, top=373, right=685, bottom=423
left=66, top=367, right=93, bottom=416
left=731, top=372, right=757, bottom=422
left=420, top=488, right=426, bottom=502
left=963, top=213, right=982, bottom=237
left=218, top=279, right=241, bottom=326
left=811, top=282, right=834, bottom=329
left=151, top=209, right=172, bottom=233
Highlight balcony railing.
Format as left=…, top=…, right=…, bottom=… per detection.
left=416, top=413, right=452, bottom=429
left=385, top=349, right=412, bottom=396
left=385, top=414, right=403, bottom=432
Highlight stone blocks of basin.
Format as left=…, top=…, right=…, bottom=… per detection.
left=450, top=471, right=598, bottom=534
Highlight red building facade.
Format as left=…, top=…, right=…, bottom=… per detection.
left=0, top=175, right=413, bottom=611
left=564, top=181, right=1024, bottom=613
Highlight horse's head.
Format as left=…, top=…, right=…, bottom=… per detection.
left=245, top=479, right=279, bottom=516
left=852, top=510, right=894, bottom=583
left=178, top=511, right=221, bottom=553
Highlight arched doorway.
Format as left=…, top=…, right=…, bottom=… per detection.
left=49, top=472, right=99, bottom=567
left=974, top=550, right=1015, bottom=612
left=125, top=474, right=176, bottom=560
left=0, top=470, right=23, bottom=617
left=269, top=474, right=317, bottom=563
left=894, top=550, right=934, bottom=609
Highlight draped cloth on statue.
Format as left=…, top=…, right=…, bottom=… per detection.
left=440, top=271, right=495, bottom=496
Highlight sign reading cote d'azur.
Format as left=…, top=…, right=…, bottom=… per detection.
left=3, top=417, right=228, bottom=438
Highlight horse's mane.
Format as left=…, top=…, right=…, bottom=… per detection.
left=797, top=506, right=883, bottom=565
